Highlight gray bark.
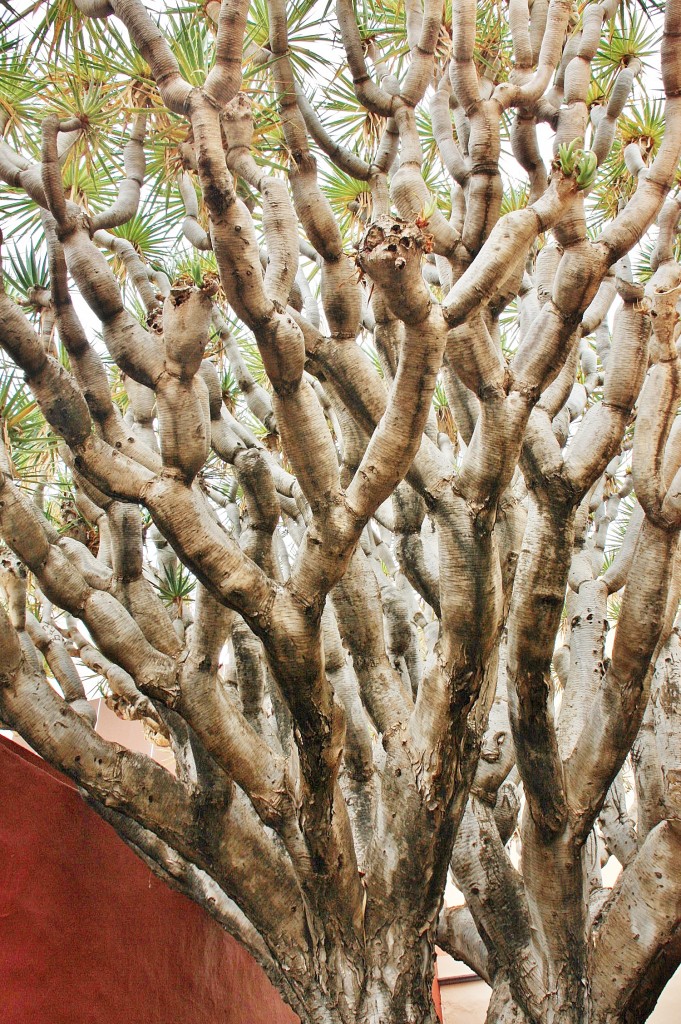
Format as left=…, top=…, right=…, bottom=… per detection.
left=1, top=1, right=681, bottom=1022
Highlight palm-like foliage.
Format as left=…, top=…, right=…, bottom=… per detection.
left=0, top=0, right=666, bottom=578
left=154, top=561, right=196, bottom=611
left=0, top=364, right=57, bottom=480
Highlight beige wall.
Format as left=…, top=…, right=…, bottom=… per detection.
left=11, top=698, right=175, bottom=772
left=437, top=953, right=490, bottom=1022
left=438, top=955, right=681, bottom=1023
left=91, top=698, right=176, bottom=771
left=439, top=978, right=491, bottom=1023
left=649, top=968, right=681, bottom=1024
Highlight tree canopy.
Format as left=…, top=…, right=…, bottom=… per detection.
left=1, top=1, right=681, bottom=1022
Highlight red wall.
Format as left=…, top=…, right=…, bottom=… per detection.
left=0, top=736, right=298, bottom=1024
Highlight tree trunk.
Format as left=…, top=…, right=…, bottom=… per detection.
left=290, top=938, right=441, bottom=1024
left=484, top=979, right=532, bottom=1023
left=2, top=4, right=681, bottom=1024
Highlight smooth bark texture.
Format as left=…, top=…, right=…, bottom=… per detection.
left=1, top=2, right=681, bottom=1022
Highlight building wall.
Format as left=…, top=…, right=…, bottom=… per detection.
left=0, top=736, right=298, bottom=1024
left=439, top=978, right=491, bottom=1023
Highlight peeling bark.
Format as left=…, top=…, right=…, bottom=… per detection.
left=1, top=2, right=681, bottom=1021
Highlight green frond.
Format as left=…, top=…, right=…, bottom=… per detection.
left=0, top=361, right=57, bottom=479
left=0, top=39, right=42, bottom=135
left=618, top=98, right=665, bottom=160
left=219, top=366, right=241, bottom=412
left=154, top=562, right=196, bottom=607
left=17, top=0, right=93, bottom=58
left=2, top=244, right=49, bottom=299
left=593, top=6, right=658, bottom=87
left=170, top=251, right=220, bottom=287
left=166, top=9, right=216, bottom=87
left=0, top=188, right=46, bottom=244
left=110, top=202, right=176, bottom=266
left=501, top=184, right=530, bottom=215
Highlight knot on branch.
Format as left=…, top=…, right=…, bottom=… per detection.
left=221, top=93, right=254, bottom=152
left=163, top=282, right=216, bottom=379
left=358, top=217, right=432, bottom=322
left=359, top=217, right=428, bottom=264
left=645, top=262, right=681, bottom=361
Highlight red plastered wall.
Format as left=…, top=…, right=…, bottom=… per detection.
left=0, top=735, right=298, bottom=1024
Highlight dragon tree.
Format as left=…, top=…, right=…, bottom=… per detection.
left=1, top=0, right=681, bottom=1021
